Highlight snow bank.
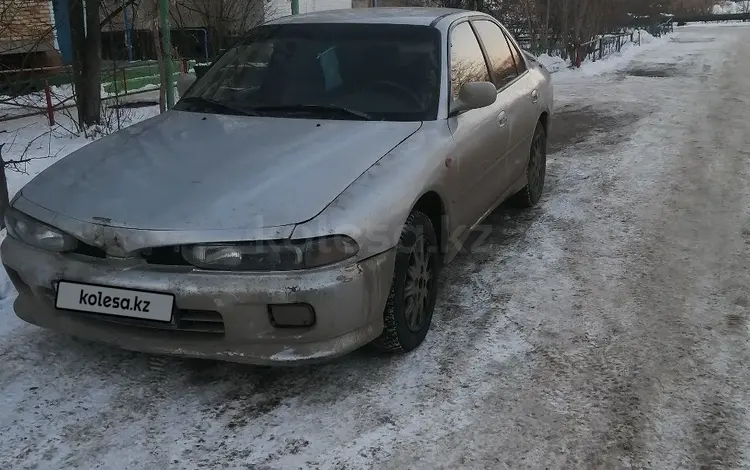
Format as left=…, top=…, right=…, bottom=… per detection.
left=537, top=54, right=568, bottom=73
left=636, top=29, right=658, bottom=44
left=102, top=83, right=160, bottom=99
left=712, top=1, right=750, bottom=14
left=0, top=84, right=76, bottom=114
left=537, top=28, right=668, bottom=79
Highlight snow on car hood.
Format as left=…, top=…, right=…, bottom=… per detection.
left=18, top=111, right=421, bottom=231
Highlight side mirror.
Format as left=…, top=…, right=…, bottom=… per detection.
left=452, top=81, right=497, bottom=114
left=176, top=73, right=196, bottom=98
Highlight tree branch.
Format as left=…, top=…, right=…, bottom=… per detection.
left=100, top=0, right=141, bottom=28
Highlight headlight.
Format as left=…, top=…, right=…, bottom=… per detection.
left=180, top=235, right=359, bottom=271
left=4, top=208, right=77, bottom=252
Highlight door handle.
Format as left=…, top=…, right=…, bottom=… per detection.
left=531, top=89, right=539, bottom=103
left=497, top=110, right=508, bottom=128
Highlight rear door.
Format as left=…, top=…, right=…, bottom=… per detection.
left=447, top=20, right=513, bottom=230
left=472, top=19, right=539, bottom=187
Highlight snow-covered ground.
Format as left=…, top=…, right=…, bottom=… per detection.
left=3, top=22, right=750, bottom=468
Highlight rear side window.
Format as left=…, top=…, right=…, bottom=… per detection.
left=449, top=22, right=491, bottom=100
left=503, top=29, right=527, bottom=75
left=472, top=20, right=518, bottom=88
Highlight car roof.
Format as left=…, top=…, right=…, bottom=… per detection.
left=263, top=7, right=474, bottom=26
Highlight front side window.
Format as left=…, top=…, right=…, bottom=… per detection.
left=448, top=22, right=491, bottom=101
left=176, top=23, right=442, bottom=121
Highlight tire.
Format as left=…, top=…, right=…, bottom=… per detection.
left=510, top=121, right=547, bottom=208
left=371, top=210, right=439, bottom=354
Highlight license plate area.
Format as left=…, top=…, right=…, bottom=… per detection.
left=55, top=281, right=175, bottom=322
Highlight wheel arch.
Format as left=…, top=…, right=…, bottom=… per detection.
left=538, top=111, right=549, bottom=134
left=410, top=190, right=448, bottom=257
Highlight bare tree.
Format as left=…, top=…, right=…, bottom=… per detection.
left=146, top=0, right=167, bottom=112
left=669, top=0, right=715, bottom=14
left=480, top=0, right=676, bottom=60
left=69, top=0, right=103, bottom=127
left=170, top=0, right=268, bottom=56
left=0, top=141, right=8, bottom=229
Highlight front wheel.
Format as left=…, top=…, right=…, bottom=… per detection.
left=510, top=122, right=547, bottom=208
left=371, top=210, right=439, bottom=354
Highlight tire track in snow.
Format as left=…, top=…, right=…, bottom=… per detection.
left=582, top=24, right=750, bottom=468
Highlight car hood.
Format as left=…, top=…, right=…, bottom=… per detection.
left=19, top=111, right=421, bottom=231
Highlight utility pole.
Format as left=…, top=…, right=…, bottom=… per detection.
left=159, top=0, right=174, bottom=109
left=291, top=0, right=299, bottom=15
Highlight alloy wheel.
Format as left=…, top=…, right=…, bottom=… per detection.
left=528, top=131, right=546, bottom=199
left=403, top=235, right=434, bottom=333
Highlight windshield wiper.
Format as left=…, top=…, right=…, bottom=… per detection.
left=177, top=96, right=260, bottom=116
left=250, top=104, right=373, bottom=121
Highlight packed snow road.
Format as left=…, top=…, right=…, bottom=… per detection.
left=3, top=22, right=750, bottom=469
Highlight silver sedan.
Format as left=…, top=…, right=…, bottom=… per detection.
left=1, top=8, right=553, bottom=365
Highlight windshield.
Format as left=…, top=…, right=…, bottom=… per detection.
left=175, top=23, right=442, bottom=121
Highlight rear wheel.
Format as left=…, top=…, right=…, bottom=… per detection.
left=372, top=210, right=439, bottom=353
left=511, top=122, right=547, bottom=208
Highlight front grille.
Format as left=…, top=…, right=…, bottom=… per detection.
left=177, top=309, right=225, bottom=333
left=73, top=242, right=106, bottom=258
left=71, top=241, right=190, bottom=266
left=57, top=305, right=225, bottom=336
left=142, top=246, right=190, bottom=266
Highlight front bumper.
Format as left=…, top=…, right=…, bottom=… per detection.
left=1, top=236, right=396, bottom=365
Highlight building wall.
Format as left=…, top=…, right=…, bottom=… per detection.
left=0, top=0, right=61, bottom=68
left=266, top=0, right=353, bottom=21
left=1, top=0, right=55, bottom=43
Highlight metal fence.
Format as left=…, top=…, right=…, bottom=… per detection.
left=581, top=32, right=631, bottom=63
left=0, top=21, right=228, bottom=123
left=674, top=12, right=750, bottom=24
left=517, top=18, right=674, bottom=68
left=0, top=60, right=187, bottom=123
